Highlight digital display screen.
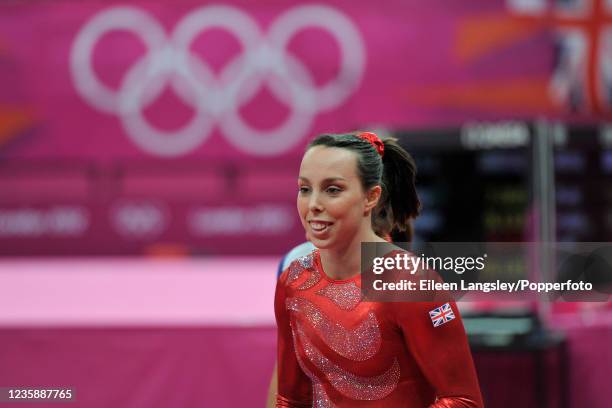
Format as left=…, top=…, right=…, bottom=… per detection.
left=396, top=122, right=532, bottom=243
left=554, top=125, right=612, bottom=241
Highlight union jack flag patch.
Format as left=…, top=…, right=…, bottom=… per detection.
left=429, top=303, right=455, bottom=327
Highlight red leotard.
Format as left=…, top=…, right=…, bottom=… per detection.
left=275, top=249, right=483, bottom=408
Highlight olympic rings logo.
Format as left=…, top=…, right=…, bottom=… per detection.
left=70, top=5, right=366, bottom=157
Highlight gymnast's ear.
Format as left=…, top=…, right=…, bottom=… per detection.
left=364, top=185, right=382, bottom=214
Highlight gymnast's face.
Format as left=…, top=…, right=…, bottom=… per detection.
left=297, top=146, right=374, bottom=251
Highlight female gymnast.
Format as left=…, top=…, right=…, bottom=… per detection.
left=274, top=131, right=483, bottom=407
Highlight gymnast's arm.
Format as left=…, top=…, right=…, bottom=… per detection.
left=394, top=300, right=483, bottom=408
left=266, top=362, right=277, bottom=408
left=274, top=273, right=312, bottom=407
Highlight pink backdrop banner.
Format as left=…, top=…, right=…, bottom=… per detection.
left=3, top=0, right=611, bottom=254
left=0, top=0, right=560, bottom=161
left=0, top=323, right=610, bottom=407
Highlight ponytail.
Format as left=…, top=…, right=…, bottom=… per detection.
left=374, top=137, right=421, bottom=242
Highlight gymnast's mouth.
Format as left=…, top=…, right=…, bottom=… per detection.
left=309, top=220, right=333, bottom=233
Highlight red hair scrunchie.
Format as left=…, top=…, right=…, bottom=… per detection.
left=357, top=131, right=384, bottom=158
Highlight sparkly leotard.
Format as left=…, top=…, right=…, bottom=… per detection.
left=275, top=249, right=483, bottom=407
